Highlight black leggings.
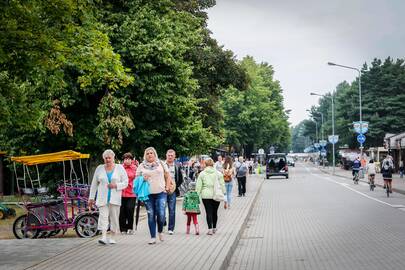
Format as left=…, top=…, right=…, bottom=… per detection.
left=202, top=199, right=220, bottom=229
left=119, top=197, right=136, bottom=232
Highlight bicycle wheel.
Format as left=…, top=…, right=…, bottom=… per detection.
left=13, top=214, right=40, bottom=239
left=75, top=213, right=98, bottom=238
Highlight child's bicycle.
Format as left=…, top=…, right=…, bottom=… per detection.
left=368, top=174, right=375, bottom=191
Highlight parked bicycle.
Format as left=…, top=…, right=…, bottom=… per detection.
left=11, top=151, right=99, bottom=239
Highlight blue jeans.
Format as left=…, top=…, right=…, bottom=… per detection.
left=144, top=192, right=167, bottom=238
left=225, top=182, right=233, bottom=206
left=167, top=192, right=176, bottom=231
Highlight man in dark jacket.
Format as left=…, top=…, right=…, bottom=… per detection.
left=164, top=149, right=184, bottom=235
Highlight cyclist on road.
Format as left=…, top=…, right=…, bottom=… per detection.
left=381, top=155, right=394, bottom=194
left=366, top=159, right=376, bottom=189
left=352, top=157, right=361, bottom=180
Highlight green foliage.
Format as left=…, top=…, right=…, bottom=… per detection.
left=0, top=0, right=133, bottom=155
left=222, top=56, right=290, bottom=156
left=99, top=0, right=218, bottom=156
left=304, top=57, right=405, bottom=151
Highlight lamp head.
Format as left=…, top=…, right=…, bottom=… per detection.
left=327, top=62, right=336, bottom=66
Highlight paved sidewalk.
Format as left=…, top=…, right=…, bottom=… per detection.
left=316, top=164, right=405, bottom=195
left=21, top=174, right=263, bottom=270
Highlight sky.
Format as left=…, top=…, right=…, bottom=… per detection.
left=207, top=0, right=405, bottom=126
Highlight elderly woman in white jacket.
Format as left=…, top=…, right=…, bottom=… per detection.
left=89, top=149, right=128, bottom=245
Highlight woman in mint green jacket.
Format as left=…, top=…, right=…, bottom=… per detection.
left=196, top=158, right=225, bottom=235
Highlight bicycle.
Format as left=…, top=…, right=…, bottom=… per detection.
left=353, top=170, right=359, bottom=184
left=368, top=174, right=375, bottom=191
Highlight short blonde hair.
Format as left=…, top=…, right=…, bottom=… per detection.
left=205, top=158, right=214, bottom=167
left=102, top=149, right=115, bottom=159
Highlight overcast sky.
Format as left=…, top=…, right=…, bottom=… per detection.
left=207, top=0, right=405, bottom=126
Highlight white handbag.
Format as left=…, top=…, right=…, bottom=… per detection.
left=213, top=173, right=225, bottom=202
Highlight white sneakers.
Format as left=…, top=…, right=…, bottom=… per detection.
left=98, top=238, right=116, bottom=245
left=127, top=229, right=135, bottom=235
left=168, top=230, right=174, bottom=235
left=107, top=238, right=116, bottom=244
left=148, top=238, right=156, bottom=245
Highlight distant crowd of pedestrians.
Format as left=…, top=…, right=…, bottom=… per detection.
left=88, top=148, right=254, bottom=245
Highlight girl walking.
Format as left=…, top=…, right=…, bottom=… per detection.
left=182, top=182, right=200, bottom=235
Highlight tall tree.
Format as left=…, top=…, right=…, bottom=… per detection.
left=222, top=56, right=290, bottom=156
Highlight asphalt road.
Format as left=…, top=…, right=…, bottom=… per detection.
left=228, top=162, right=405, bottom=270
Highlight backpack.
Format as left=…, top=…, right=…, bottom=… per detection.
left=383, top=160, right=392, bottom=172
left=223, top=164, right=232, bottom=182
left=237, top=163, right=248, bottom=176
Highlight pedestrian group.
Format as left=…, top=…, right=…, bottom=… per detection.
left=88, top=148, right=253, bottom=245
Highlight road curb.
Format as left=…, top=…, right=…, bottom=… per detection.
left=317, top=167, right=405, bottom=196
left=217, top=175, right=265, bottom=270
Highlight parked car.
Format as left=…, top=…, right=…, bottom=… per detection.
left=287, top=157, right=295, bottom=167
left=266, top=153, right=289, bottom=179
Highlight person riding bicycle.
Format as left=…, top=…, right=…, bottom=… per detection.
left=381, top=155, right=394, bottom=194
left=366, top=159, right=376, bottom=188
left=352, top=157, right=361, bottom=180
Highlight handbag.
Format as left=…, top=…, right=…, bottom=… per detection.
left=213, top=173, right=225, bottom=202
left=160, top=161, right=176, bottom=194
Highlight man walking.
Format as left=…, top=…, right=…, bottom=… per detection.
left=234, top=156, right=248, bottom=197
left=165, top=149, right=184, bottom=235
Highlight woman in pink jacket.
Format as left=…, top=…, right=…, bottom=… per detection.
left=119, top=152, right=137, bottom=234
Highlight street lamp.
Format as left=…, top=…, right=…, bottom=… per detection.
left=328, top=61, right=363, bottom=157
left=310, top=92, right=336, bottom=174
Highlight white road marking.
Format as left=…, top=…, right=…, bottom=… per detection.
left=305, top=165, right=400, bottom=209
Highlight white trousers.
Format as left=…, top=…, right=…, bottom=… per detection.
left=98, top=204, right=120, bottom=233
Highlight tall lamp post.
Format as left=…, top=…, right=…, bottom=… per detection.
left=328, top=62, right=363, bottom=157
left=310, top=92, right=336, bottom=174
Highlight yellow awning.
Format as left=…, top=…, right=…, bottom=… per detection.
left=11, top=150, right=90, bottom=166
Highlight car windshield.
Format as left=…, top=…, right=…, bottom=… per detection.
left=267, top=156, right=286, bottom=164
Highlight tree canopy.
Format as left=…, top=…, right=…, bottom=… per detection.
left=0, top=0, right=290, bottom=161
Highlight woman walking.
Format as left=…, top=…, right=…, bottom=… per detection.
left=196, top=158, right=225, bottom=235
left=136, top=147, right=171, bottom=244
left=223, top=156, right=235, bottom=209
left=119, top=152, right=137, bottom=234
left=89, top=149, right=128, bottom=245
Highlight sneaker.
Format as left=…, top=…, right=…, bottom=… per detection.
left=107, top=238, right=116, bottom=244
left=148, top=238, right=156, bottom=245
left=127, top=230, right=134, bottom=235
left=207, top=229, right=213, bottom=235
left=121, top=231, right=127, bottom=235
left=98, top=238, right=108, bottom=245
left=213, top=228, right=217, bottom=234
left=168, top=230, right=174, bottom=235
left=158, top=233, right=164, bottom=242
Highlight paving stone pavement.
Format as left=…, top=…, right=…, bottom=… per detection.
left=11, top=174, right=263, bottom=270
left=228, top=162, right=405, bottom=270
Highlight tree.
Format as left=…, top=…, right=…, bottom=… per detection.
left=222, top=56, right=290, bottom=156
left=0, top=0, right=133, bottom=155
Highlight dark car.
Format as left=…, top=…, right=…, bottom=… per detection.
left=266, top=153, right=289, bottom=179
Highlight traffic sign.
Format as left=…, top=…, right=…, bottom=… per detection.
left=319, top=140, right=327, bottom=147
left=314, top=143, right=320, bottom=149
left=353, top=121, right=369, bottom=134
left=320, top=149, right=327, bottom=157
left=258, top=148, right=265, bottom=155
left=328, top=135, right=339, bottom=144
left=357, top=134, right=366, bottom=144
